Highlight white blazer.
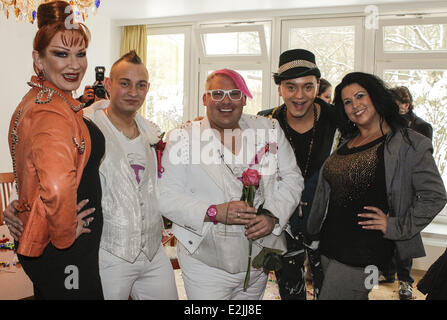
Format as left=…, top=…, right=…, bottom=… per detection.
left=159, top=114, right=303, bottom=273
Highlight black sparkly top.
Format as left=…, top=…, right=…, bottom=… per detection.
left=319, top=135, right=394, bottom=269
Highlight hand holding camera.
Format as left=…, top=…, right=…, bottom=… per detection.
left=92, top=66, right=108, bottom=100
left=79, top=66, right=109, bottom=106
left=80, top=85, right=95, bottom=103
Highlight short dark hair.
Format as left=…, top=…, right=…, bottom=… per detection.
left=390, top=86, right=413, bottom=112
left=318, top=78, right=332, bottom=96
left=333, top=72, right=408, bottom=139
left=110, top=50, right=145, bottom=79
left=115, top=50, right=143, bottom=65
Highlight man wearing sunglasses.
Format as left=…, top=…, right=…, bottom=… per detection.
left=159, top=69, right=303, bottom=299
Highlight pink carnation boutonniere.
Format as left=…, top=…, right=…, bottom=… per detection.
left=152, top=132, right=166, bottom=178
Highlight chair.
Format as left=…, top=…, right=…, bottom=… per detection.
left=0, top=172, right=14, bottom=225
left=163, top=233, right=180, bottom=270
left=167, top=236, right=180, bottom=270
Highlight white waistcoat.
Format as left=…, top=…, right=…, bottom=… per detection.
left=84, top=101, right=163, bottom=263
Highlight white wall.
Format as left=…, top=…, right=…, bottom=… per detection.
left=0, top=18, right=35, bottom=172
left=81, top=14, right=113, bottom=96
left=0, top=13, right=113, bottom=172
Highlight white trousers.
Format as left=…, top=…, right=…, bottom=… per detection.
left=177, top=242, right=268, bottom=300
left=99, top=245, right=178, bottom=300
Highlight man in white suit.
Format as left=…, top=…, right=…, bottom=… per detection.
left=159, top=69, right=304, bottom=299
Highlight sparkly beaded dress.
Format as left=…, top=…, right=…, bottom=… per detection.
left=319, top=136, right=394, bottom=269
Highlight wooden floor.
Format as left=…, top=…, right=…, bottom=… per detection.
left=369, top=269, right=426, bottom=300
left=173, top=268, right=428, bottom=300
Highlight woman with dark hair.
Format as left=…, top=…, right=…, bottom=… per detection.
left=317, top=78, right=333, bottom=104
left=7, top=1, right=104, bottom=299
left=307, top=72, right=446, bottom=300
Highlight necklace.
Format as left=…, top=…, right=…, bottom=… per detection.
left=12, top=82, right=86, bottom=193
left=28, top=81, right=85, bottom=112
left=350, top=130, right=383, bottom=148
left=282, top=103, right=318, bottom=218
left=282, top=103, right=318, bottom=179
left=104, top=108, right=139, bottom=139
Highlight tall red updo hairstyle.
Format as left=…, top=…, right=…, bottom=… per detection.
left=33, top=1, right=90, bottom=58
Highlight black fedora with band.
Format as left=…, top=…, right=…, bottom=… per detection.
left=273, top=49, right=321, bottom=85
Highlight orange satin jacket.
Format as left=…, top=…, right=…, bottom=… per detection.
left=8, top=76, right=91, bottom=257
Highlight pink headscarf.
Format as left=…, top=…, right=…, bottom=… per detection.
left=214, top=69, right=253, bottom=99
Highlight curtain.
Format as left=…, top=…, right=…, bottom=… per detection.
left=120, top=25, right=147, bottom=116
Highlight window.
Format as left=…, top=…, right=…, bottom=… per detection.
left=377, top=17, right=447, bottom=220
left=146, top=27, right=191, bottom=133
left=238, top=70, right=263, bottom=115
left=383, top=23, right=447, bottom=52
left=202, top=31, right=262, bottom=56
left=195, top=25, right=269, bottom=63
left=281, top=17, right=364, bottom=91
left=383, top=69, right=447, bottom=183
left=195, top=24, right=270, bottom=115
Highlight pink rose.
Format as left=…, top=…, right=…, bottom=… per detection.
left=241, top=169, right=261, bottom=187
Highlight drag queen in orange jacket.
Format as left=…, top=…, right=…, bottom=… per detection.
left=8, top=1, right=104, bottom=299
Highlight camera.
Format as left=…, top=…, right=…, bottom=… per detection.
left=92, top=66, right=107, bottom=99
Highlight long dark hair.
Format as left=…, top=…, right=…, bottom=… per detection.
left=333, top=72, right=409, bottom=142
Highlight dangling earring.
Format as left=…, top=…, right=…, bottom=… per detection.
left=37, top=70, right=45, bottom=83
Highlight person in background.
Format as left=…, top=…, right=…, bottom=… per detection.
left=390, top=86, right=433, bottom=140
left=317, top=78, right=333, bottom=104
left=159, top=69, right=303, bottom=299
left=258, top=49, right=342, bottom=300
left=6, top=0, right=104, bottom=299
left=78, top=85, right=99, bottom=108
left=379, top=85, right=434, bottom=300
left=308, top=72, right=446, bottom=300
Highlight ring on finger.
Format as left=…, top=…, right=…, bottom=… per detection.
left=237, top=212, right=240, bottom=218
left=83, top=219, right=90, bottom=227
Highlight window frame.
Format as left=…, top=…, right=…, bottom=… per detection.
left=376, top=16, right=447, bottom=61
left=146, top=25, right=193, bottom=126
left=279, top=16, right=365, bottom=106
left=194, top=25, right=269, bottom=64
left=195, top=24, right=271, bottom=116
left=375, top=16, right=447, bottom=224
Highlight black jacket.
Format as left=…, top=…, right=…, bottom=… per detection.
left=257, top=98, right=343, bottom=236
left=405, top=112, right=433, bottom=140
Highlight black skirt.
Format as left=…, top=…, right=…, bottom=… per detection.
left=18, top=118, right=105, bottom=300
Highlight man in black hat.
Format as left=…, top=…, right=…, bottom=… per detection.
left=258, top=49, right=343, bottom=300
